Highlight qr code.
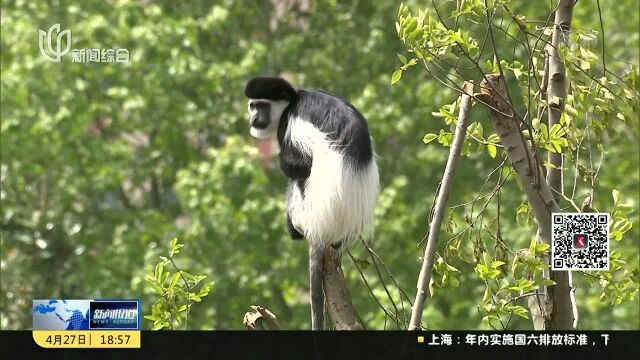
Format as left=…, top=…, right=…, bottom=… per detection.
left=551, top=213, right=609, bottom=270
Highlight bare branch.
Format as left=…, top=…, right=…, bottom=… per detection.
left=596, top=0, right=606, bottom=77
left=362, top=246, right=402, bottom=329
left=348, top=250, right=401, bottom=329
left=409, top=81, right=474, bottom=330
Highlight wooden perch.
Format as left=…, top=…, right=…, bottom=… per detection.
left=243, top=305, right=280, bottom=330
left=476, top=73, right=574, bottom=330
left=323, top=246, right=364, bottom=330
left=409, top=81, right=474, bottom=330
left=244, top=248, right=362, bottom=330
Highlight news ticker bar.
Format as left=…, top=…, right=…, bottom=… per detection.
left=8, top=330, right=635, bottom=356
left=32, top=330, right=141, bottom=348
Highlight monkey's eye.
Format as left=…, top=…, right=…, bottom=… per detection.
left=249, top=103, right=256, bottom=110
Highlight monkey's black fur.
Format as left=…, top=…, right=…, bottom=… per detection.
left=244, top=77, right=298, bottom=102
left=286, top=212, right=304, bottom=240
left=277, top=89, right=373, bottom=171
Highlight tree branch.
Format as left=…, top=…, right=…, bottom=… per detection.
left=323, top=246, right=364, bottom=330
left=243, top=305, right=280, bottom=330
left=243, top=247, right=363, bottom=331
left=409, top=81, right=474, bottom=330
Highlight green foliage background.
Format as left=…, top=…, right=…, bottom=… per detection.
left=1, top=0, right=638, bottom=330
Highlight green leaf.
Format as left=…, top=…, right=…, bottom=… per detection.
left=549, top=123, right=562, bottom=137
left=155, top=262, right=164, bottom=280
left=487, top=144, right=497, bottom=158
left=470, top=122, right=483, bottom=138
left=408, top=27, right=423, bottom=41
left=529, top=238, right=537, bottom=256
left=535, top=243, right=550, bottom=253
left=507, top=305, right=529, bottom=319
left=513, top=14, right=527, bottom=29
left=482, top=287, right=491, bottom=302
left=198, top=282, right=213, bottom=297
left=519, top=279, right=535, bottom=292
left=403, top=17, right=418, bottom=33
left=446, top=264, right=460, bottom=272
left=482, top=252, right=492, bottom=268
left=170, top=237, right=184, bottom=257
left=540, top=279, right=557, bottom=287
left=423, top=133, right=438, bottom=144
left=491, top=261, right=505, bottom=269
left=391, top=70, right=402, bottom=85
left=168, top=272, right=181, bottom=291
left=513, top=67, right=522, bottom=79
left=612, top=189, right=620, bottom=205
left=487, top=134, right=500, bottom=143
left=614, top=219, right=632, bottom=233
left=482, top=315, right=500, bottom=326
left=150, top=283, right=164, bottom=294
left=397, top=54, right=408, bottom=65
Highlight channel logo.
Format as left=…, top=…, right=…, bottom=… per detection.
left=89, top=300, right=140, bottom=330
left=33, top=299, right=140, bottom=330
left=89, top=300, right=139, bottom=329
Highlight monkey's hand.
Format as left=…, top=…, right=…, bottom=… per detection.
left=279, top=143, right=312, bottom=179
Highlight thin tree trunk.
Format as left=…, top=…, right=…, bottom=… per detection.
left=545, top=0, right=577, bottom=330
left=546, top=0, right=573, bottom=201
left=409, top=81, right=474, bottom=330
left=477, top=74, right=574, bottom=330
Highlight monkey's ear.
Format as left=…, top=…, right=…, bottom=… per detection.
left=244, top=77, right=297, bottom=101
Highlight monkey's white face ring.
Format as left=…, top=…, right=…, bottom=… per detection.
left=249, top=126, right=275, bottom=139
left=247, top=99, right=289, bottom=140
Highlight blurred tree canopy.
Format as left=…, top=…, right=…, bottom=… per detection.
left=1, top=0, right=638, bottom=330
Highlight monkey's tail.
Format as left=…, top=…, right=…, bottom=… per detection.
left=309, top=243, right=324, bottom=330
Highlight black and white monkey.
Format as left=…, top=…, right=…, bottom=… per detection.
left=244, top=77, right=379, bottom=330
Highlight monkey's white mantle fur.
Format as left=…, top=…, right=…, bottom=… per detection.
left=285, top=117, right=379, bottom=247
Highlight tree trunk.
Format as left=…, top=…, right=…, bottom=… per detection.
left=476, top=74, right=574, bottom=330
left=546, top=0, right=573, bottom=202
left=545, top=0, right=577, bottom=330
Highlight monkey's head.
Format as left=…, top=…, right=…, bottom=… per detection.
left=244, top=77, right=297, bottom=139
